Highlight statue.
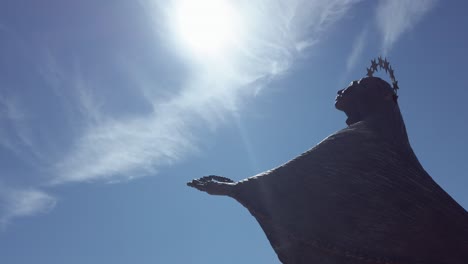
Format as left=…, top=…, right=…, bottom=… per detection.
left=187, top=58, right=468, bottom=264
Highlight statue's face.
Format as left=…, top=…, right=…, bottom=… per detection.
left=335, top=77, right=396, bottom=125
left=335, top=81, right=359, bottom=111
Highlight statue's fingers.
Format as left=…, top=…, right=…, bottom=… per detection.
left=187, top=179, right=210, bottom=193
left=198, top=176, right=213, bottom=183
left=186, top=180, right=195, bottom=187
left=187, top=179, right=203, bottom=188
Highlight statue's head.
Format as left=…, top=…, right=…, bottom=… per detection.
left=335, top=77, right=398, bottom=126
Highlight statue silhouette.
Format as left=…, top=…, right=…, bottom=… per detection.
left=188, top=77, right=468, bottom=264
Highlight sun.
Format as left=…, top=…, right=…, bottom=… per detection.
left=173, top=0, right=243, bottom=59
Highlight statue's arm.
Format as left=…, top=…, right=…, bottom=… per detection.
left=187, top=130, right=356, bottom=198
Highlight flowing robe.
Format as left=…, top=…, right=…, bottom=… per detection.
left=231, top=121, right=468, bottom=264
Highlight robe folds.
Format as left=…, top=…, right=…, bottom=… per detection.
left=231, top=121, right=468, bottom=264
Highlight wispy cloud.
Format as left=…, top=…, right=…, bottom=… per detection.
left=53, top=98, right=199, bottom=183
left=0, top=95, right=39, bottom=160
left=0, top=95, right=22, bottom=151
left=0, top=185, right=56, bottom=229
left=0, top=95, right=25, bottom=121
left=49, top=0, right=361, bottom=184
left=0, top=0, right=363, bottom=227
left=240, top=0, right=361, bottom=83
left=346, top=28, right=368, bottom=72
left=376, top=0, right=438, bottom=54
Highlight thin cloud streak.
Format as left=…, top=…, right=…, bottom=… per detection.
left=53, top=99, right=199, bottom=183
left=0, top=95, right=41, bottom=162
left=346, top=29, right=368, bottom=73
left=52, top=0, right=361, bottom=184
left=0, top=185, right=56, bottom=229
left=376, top=0, right=437, bottom=54
left=241, top=0, right=361, bottom=82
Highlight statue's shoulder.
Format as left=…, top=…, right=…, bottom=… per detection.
left=314, top=121, right=379, bottom=150
left=243, top=121, right=385, bottom=182
left=267, top=121, right=382, bottom=175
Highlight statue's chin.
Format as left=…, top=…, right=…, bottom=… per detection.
left=335, top=100, right=361, bottom=125
left=335, top=101, right=344, bottom=110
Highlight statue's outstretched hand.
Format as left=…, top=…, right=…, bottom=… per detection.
left=187, top=175, right=236, bottom=196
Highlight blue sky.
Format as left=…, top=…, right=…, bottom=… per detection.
left=1, top=0, right=467, bottom=263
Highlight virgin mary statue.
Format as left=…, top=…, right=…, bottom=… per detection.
left=188, top=69, right=468, bottom=264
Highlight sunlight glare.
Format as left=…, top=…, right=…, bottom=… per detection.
left=173, top=0, right=243, bottom=59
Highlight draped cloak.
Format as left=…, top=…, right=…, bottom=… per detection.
left=230, top=120, right=468, bottom=264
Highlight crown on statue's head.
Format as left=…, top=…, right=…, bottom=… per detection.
left=366, top=56, right=399, bottom=101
